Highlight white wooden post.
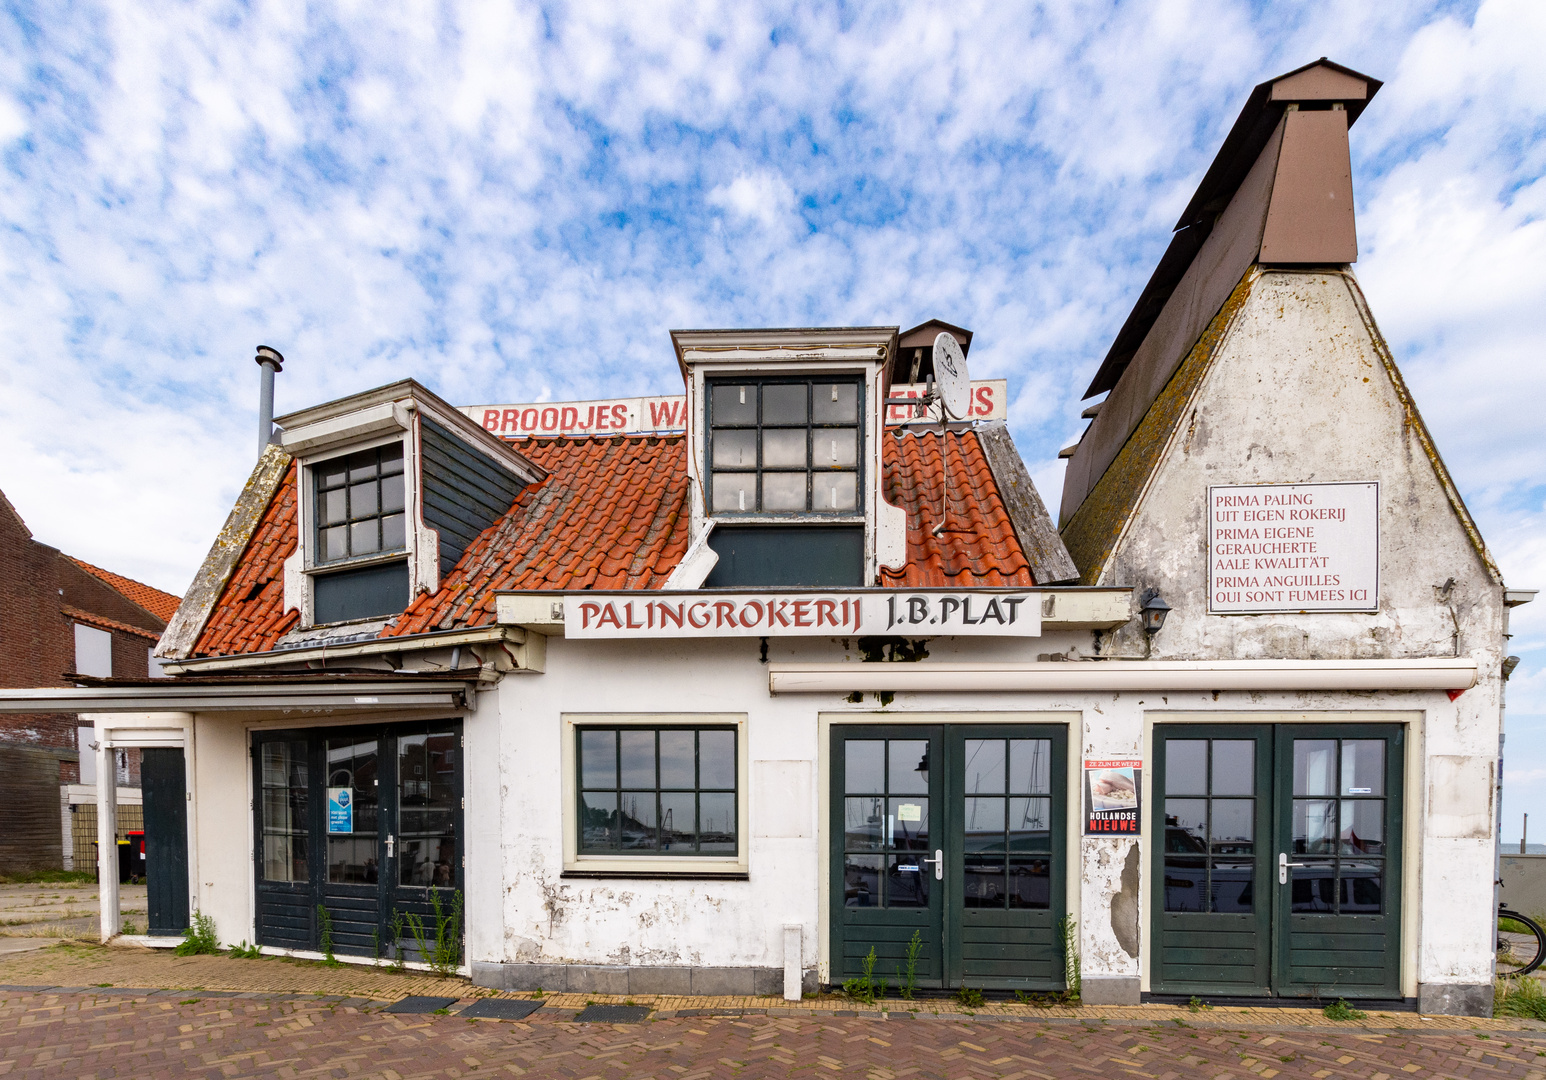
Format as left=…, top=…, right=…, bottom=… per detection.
left=95, top=736, right=119, bottom=943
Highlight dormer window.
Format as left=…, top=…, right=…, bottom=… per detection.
left=314, top=444, right=407, bottom=563
left=276, top=379, right=544, bottom=631
left=708, top=377, right=863, bottom=516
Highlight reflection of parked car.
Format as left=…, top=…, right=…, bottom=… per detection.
left=1291, top=861, right=1381, bottom=914
left=1163, top=825, right=1253, bottom=913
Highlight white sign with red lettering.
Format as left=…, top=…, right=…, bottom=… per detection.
left=1208, top=481, right=1380, bottom=614
left=461, top=380, right=1007, bottom=438
left=564, top=589, right=1040, bottom=638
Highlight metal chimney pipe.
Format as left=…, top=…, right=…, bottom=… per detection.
left=255, top=346, right=285, bottom=457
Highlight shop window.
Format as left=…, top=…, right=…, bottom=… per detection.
left=579, top=726, right=737, bottom=855
left=564, top=716, right=748, bottom=874
left=707, top=377, right=863, bottom=516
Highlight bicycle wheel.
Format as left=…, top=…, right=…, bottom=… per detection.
left=1498, top=908, right=1546, bottom=976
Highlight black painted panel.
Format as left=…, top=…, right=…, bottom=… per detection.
left=705, top=526, right=864, bottom=588
left=314, top=560, right=409, bottom=624
left=420, top=417, right=527, bottom=575
left=141, top=748, right=189, bottom=936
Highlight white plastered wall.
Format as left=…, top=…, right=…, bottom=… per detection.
left=1092, top=268, right=1506, bottom=996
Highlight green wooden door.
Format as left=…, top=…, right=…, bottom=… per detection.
left=947, top=725, right=1068, bottom=989
left=1274, top=725, right=1404, bottom=999
left=1152, top=726, right=1274, bottom=995
left=831, top=724, right=1068, bottom=992
left=832, top=727, right=946, bottom=988
left=1151, top=724, right=1404, bottom=1000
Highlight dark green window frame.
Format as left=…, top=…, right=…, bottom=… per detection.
left=707, top=376, right=864, bottom=516
left=313, top=443, right=407, bottom=565
left=578, top=726, right=738, bottom=857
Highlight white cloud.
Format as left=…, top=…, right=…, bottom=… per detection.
left=707, top=171, right=796, bottom=229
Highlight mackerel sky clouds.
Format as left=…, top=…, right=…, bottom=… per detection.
left=0, top=2, right=1542, bottom=827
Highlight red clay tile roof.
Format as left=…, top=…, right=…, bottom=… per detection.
left=68, top=556, right=183, bottom=623
left=62, top=604, right=163, bottom=642
left=880, top=429, right=1034, bottom=588
left=192, top=463, right=300, bottom=657
left=191, top=429, right=1035, bottom=656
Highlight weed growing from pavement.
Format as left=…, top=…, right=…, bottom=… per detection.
left=404, top=890, right=463, bottom=977
left=1323, top=998, right=1367, bottom=1021
left=316, top=905, right=340, bottom=966
left=174, top=911, right=221, bottom=957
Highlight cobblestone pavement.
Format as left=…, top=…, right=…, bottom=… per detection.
left=4, top=945, right=1545, bottom=1078
left=3, top=986, right=1546, bottom=1080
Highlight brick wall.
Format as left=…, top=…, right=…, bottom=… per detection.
left=0, top=494, right=164, bottom=763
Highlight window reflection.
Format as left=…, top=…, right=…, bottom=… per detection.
left=398, top=731, right=457, bottom=888
left=260, top=740, right=308, bottom=882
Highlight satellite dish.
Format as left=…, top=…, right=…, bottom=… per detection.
left=932, top=332, right=970, bottom=418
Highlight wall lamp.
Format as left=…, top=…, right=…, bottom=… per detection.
left=1139, top=588, right=1172, bottom=635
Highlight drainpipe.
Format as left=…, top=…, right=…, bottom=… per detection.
left=255, top=346, right=285, bottom=457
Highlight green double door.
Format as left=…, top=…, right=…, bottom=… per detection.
left=831, top=724, right=1068, bottom=991
left=1152, top=724, right=1404, bottom=1000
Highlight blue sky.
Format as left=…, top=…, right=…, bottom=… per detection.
left=0, top=2, right=1542, bottom=831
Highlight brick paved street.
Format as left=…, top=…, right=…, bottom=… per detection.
left=3, top=986, right=1546, bottom=1080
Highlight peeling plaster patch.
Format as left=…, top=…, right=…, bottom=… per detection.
left=1111, top=843, right=1140, bottom=959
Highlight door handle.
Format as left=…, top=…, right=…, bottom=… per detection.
left=386, top=834, right=395, bottom=859
left=919, top=849, right=944, bottom=880
left=1278, top=852, right=1306, bottom=884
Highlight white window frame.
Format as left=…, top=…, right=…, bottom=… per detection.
left=561, top=713, right=749, bottom=876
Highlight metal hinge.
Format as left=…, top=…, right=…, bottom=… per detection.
left=461, top=797, right=465, bottom=810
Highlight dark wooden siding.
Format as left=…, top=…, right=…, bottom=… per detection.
left=0, top=747, right=64, bottom=873
left=420, top=418, right=528, bottom=575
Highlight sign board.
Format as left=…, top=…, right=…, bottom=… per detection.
left=462, top=380, right=1007, bottom=438
left=327, top=787, right=353, bottom=834
left=1207, top=482, right=1379, bottom=614
left=1084, top=759, right=1141, bottom=835
left=563, top=589, right=1040, bottom=639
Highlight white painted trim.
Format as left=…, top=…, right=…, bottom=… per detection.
left=770, top=659, right=1476, bottom=695
left=559, top=712, right=750, bottom=876
left=257, top=944, right=468, bottom=976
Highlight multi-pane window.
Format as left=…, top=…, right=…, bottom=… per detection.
left=313, top=444, right=406, bottom=564
left=260, top=739, right=309, bottom=882
left=1162, top=739, right=1256, bottom=913
left=579, top=728, right=737, bottom=855
left=398, top=731, right=458, bottom=887
left=842, top=739, right=931, bottom=909
left=708, top=378, right=862, bottom=515
left=1289, top=738, right=1385, bottom=914
left=962, top=738, right=1053, bottom=909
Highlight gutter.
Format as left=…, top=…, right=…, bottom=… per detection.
left=160, top=625, right=540, bottom=674
left=0, top=679, right=474, bottom=713
left=767, top=658, right=1477, bottom=695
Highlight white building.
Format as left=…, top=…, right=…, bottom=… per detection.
left=0, top=59, right=1529, bottom=1015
